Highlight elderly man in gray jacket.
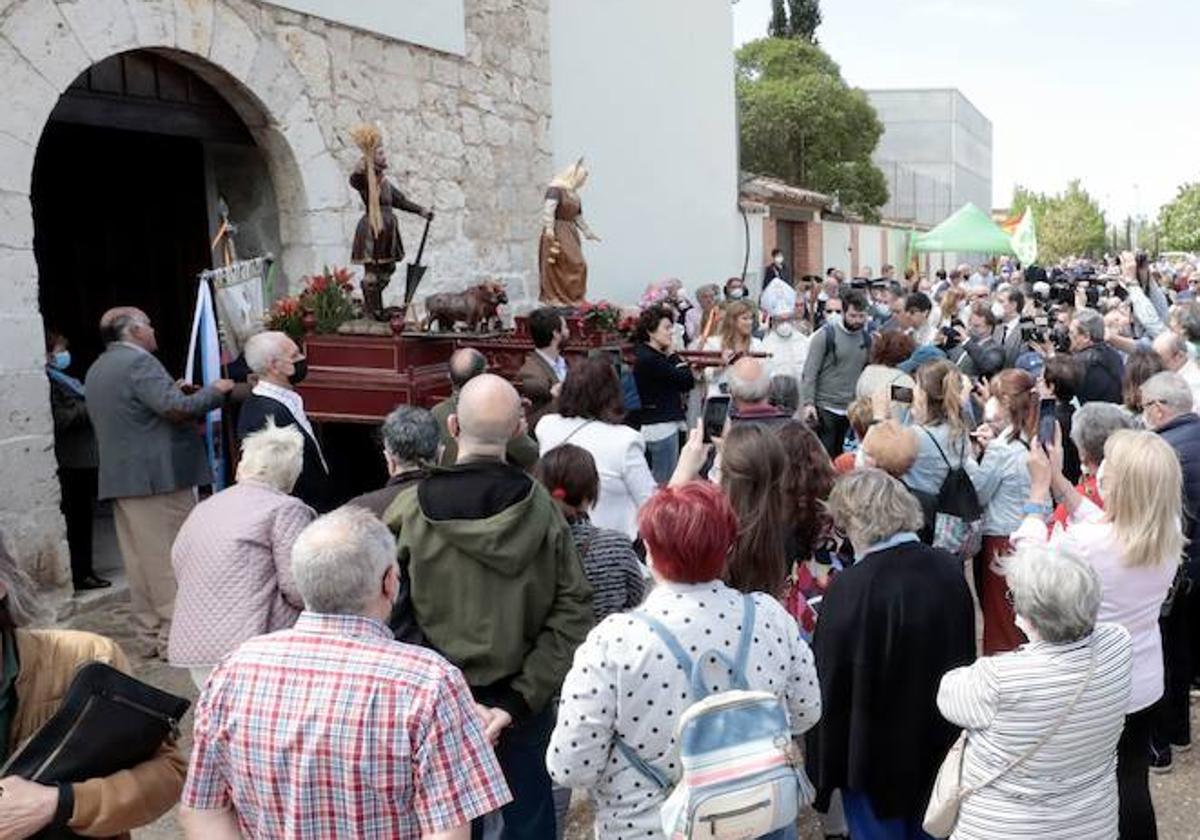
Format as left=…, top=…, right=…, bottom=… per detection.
left=85, top=306, right=233, bottom=657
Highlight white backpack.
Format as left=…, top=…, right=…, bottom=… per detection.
left=614, top=594, right=815, bottom=839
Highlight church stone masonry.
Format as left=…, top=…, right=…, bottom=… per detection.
left=0, top=0, right=552, bottom=593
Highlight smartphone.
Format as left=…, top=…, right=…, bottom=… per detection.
left=1038, top=398, right=1057, bottom=448
left=890, top=384, right=914, bottom=404
left=702, top=396, right=732, bottom=443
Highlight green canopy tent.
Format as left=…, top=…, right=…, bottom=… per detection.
left=910, top=202, right=1016, bottom=256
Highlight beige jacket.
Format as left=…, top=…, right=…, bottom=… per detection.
left=11, top=629, right=185, bottom=838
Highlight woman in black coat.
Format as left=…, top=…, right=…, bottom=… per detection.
left=632, top=304, right=695, bottom=484
left=806, top=468, right=975, bottom=838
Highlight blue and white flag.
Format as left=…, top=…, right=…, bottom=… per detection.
left=186, top=281, right=226, bottom=491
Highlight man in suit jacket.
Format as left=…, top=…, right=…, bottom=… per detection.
left=432, top=348, right=539, bottom=468
left=992, top=287, right=1026, bottom=369
left=85, top=307, right=233, bottom=656
left=236, top=331, right=331, bottom=512
left=519, top=307, right=570, bottom=436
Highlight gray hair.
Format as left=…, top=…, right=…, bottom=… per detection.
left=1069, top=402, right=1137, bottom=466
left=727, top=359, right=770, bottom=403
left=237, top=420, right=305, bottom=492
left=826, top=468, right=924, bottom=549
left=243, top=330, right=293, bottom=375
left=1179, top=301, right=1200, bottom=344
left=291, top=507, right=396, bottom=615
left=381, top=405, right=440, bottom=465
left=767, top=375, right=800, bottom=416
left=1003, top=543, right=1100, bottom=643
left=1073, top=308, right=1105, bottom=342
left=0, top=532, right=52, bottom=627
left=1141, top=371, right=1194, bottom=415
left=696, top=283, right=720, bottom=299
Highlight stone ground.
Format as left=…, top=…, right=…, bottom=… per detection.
left=70, top=515, right=1200, bottom=839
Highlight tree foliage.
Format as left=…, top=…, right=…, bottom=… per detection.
left=1158, top=183, right=1200, bottom=253
left=737, top=38, right=888, bottom=221
left=1010, top=180, right=1106, bottom=263
left=768, top=0, right=822, bottom=41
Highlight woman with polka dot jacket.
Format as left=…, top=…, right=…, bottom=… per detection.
left=546, top=481, right=821, bottom=839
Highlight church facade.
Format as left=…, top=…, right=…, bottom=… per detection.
left=0, top=0, right=741, bottom=591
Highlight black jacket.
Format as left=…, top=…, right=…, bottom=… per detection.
left=632, top=343, right=694, bottom=425
left=954, top=336, right=1005, bottom=379
left=1158, top=412, right=1200, bottom=575
left=1074, top=341, right=1124, bottom=405
left=236, top=394, right=332, bottom=512
left=806, top=539, right=975, bottom=819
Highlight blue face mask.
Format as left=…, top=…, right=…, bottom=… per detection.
left=50, top=350, right=71, bottom=370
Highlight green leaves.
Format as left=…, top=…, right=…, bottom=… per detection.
left=1158, top=183, right=1200, bottom=253
left=1010, top=181, right=1105, bottom=263
left=736, top=37, right=887, bottom=220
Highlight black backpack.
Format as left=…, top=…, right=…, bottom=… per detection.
left=819, top=321, right=873, bottom=368
left=921, top=427, right=984, bottom=557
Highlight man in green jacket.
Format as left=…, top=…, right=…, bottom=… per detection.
left=430, top=347, right=540, bottom=469
left=386, top=373, right=593, bottom=840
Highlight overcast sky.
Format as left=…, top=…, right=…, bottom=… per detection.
left=732, top=0, right=1196, bottom=223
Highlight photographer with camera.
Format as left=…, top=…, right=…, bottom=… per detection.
left=1069, top=308, right=1125, bottom=404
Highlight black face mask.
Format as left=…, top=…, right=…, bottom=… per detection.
left=288, top=358, right=308, bottom=386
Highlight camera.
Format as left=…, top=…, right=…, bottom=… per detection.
left=940, top=320, right=964, bottom=351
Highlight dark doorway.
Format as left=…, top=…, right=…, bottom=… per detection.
left=33, top=122, right=211, bottom=376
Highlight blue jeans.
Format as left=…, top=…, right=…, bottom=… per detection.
left=645, top=433, right=679, bottom=485
left=472, top=706, right=557, bottom=840
left=842, top=790, right=934, bottom=840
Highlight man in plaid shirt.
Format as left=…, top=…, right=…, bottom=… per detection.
left=178, top=507, right=511, bottom=839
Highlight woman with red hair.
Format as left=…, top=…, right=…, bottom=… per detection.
left=547, top=481, right=821, bottom=839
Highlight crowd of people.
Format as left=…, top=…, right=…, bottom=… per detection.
left=4, top=248, right=1200, bottom=838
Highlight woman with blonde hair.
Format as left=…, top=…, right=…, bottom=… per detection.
left=1014, top=429, right=1183, bottom=840
left=539, top=158, right=599, bottom=306
left=900, top=359, right=977, bottom=496
left=701, top=299, right=765, bottom=396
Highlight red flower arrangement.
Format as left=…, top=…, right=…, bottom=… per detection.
left=265, top=266, right=360, bottom=340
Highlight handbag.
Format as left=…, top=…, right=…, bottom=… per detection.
left=923, top=640, right=1097, bottom=838
left=2, top=662, right=190, bottom=840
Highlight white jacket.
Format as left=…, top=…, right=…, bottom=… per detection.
left=536, top=414, right=657, bottom=540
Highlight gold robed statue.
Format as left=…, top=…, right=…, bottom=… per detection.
left=538, top=158, right=600, bottom=307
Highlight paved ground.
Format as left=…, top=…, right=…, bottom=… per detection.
left=69, top=512, right=1200, bottom=838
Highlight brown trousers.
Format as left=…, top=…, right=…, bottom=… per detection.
left=113, top=489, right=195, bottom=651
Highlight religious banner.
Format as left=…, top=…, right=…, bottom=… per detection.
left=201, top=256, right=274, bottom=358
left=186, top=281, right=226, bottom=491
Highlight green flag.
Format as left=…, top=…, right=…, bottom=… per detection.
left=1011, top=210, right=1038, bottom=264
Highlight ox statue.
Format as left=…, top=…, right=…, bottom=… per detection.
left=423, top=281, right=508, bottom=332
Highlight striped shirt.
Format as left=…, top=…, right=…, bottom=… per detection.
left=182, top=612, right=511, bottom=838
left=937, top=623, right=1133, bottom=840
left=568, top=517, right=647, bottom=622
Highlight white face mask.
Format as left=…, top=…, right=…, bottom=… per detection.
left=774, top=255, right=785, bottom=266
left=991, top=301, right=1006, bottom=320
left=773, top=321, right=794, bottom=338
left=825, top=313, right=842, bottom=328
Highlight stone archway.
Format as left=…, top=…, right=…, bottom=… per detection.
left=0, top=0, right=348, bottom=590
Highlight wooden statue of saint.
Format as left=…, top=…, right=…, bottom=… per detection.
left=349, top=124, right=433, bottom=320
left=538, top=158, right=600, bottom=307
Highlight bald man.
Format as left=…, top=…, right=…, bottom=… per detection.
left=85, top=307, right=234, bottom=656
left=1154, top=331, right=1200, bottom=409
left=385, top=374, right=592, bottom=838
left=430, top=348, right=538, bottom=469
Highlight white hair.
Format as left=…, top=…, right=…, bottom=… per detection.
left=1141, top=371, right=1194, bottom=415
left=1002, top=543, right=1100, bottom=643
left=237, top=420, right=305, bottom=492
left=243, top=330, right=293, bottom=375
left=291, top=507, right=396, bottom=615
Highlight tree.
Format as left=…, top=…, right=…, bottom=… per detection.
left=737, top=38, right=888, bottom=221
left=787, top=0, right=822, bottom=41
left=767, top=0, right=822, bottom=42
left=1158, top=183, right=1200, bottom=253
left=1010, top=180, right=1106, bottom=263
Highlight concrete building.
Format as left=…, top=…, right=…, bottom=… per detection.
left=865, top=88, right=993, bottom=223
left=549, top=0, right=742, bottom=304
left=0, top=0, right=743, bottom=593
